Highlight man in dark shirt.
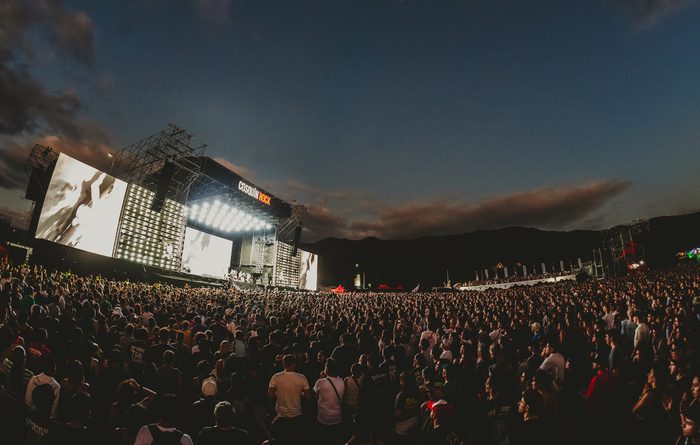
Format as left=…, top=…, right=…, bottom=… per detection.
left=48, top=393, right=102, bottom=445
left=144, top=328, right=176, bottom=367
left=25, top=384, right=57, bottom=445
left=331, top=333, right=358, bottom=378
left=605, top=330, right=624, bottom=372
left=156, top=350, right=182, bottom=395
left=260, top=331, right=283, bottom=375
left=483, top=375, right=514, bottom=445
left=128, top=328, right=148, bottom=377
left=512, top=389, right=550, bottom=445
left=196, top=401, right=254, bottom=445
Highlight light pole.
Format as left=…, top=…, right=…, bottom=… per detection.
left=107, top=152, right=115, bottom=173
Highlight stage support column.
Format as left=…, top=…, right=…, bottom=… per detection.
left=271, top=226, right=279, bottom=287
left=541, top=263, right=546, bottom=273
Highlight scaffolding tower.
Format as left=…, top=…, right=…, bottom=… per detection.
left=22, top=144, right=60, bottom=231
left=602, top=219, right=650, bottom=275
left=277, top=202, right=308, bottom=243
left=111, top=124, right=204, bottom=205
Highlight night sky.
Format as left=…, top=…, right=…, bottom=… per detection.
left=1, top=0, right=699, bottom=241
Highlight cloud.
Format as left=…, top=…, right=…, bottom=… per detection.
left=0, top=63, right=82, bottom=137
left=0, top=1, right=113, bottom=194
left=303, top=204, right=352, bottom=241
left=620, top=0, right=695, bottom=28
left=193, top=0, right=232, bottom=26
left=0, top=1, right=100, bottom=140
left=0, top=205, right=31, bottom=228
left=0, top=140, right=32, bottom=190
left=0, top=0, right=95, bottom=64
left=0, top=134, right=115, bottom=191
left=300, top=180, right=631, bottom=241
left=212, top=157, right=256, bottom=180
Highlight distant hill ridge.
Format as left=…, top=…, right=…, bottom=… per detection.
left=301, top=212, right=700, bottom=288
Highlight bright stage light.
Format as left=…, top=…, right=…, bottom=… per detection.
left=187, top=200, right=273, bottom=233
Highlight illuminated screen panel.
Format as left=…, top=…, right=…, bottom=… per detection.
left=114, top=185, right=187, bottom=270
left=298, top=249, right=319, bottom=291
left=182, top=227, right=232, bottom=278
left=35, top=153, right=127, bottom=257
left=274, top=242, right=299, bottom=288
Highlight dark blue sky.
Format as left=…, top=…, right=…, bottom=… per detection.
left=1, top=0, right=699, bottom=240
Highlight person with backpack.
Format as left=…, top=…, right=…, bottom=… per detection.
left=134, top=393, right=193, bottom=445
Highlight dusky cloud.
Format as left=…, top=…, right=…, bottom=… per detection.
left=620, top=0, right=695, bottom=28
left=0, top=0, right=100, bottom=139
left=0, top=0, right=113, bottom=194
left=301, top=180, right=631, bottom=241
left=193, top=0, right=232, bottom=26
left=0, top=0, right=95, bottom=63
left=0, top=204, right=31, bottom=228
left=0, top=134, right=114, bottom=191
left=212, top=157, right=257, bottom=181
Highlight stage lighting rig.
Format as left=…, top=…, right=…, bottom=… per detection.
left=188, top=200, right=273, bottom=233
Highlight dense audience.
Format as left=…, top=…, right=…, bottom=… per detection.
left=0, top=257, right=698, bottom=445
left=458, top=270, right=574, bottom=287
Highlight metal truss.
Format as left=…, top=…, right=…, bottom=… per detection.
left=277, top=201, right=308, bottom=243
left=24, top=144, right=58, bottom=175
left=111, top=124, right=204, bottom=205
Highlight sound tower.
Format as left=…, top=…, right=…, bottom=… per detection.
left=291, top=224, right=302, bottom=257
left=150, top=161, right=175, bottom=212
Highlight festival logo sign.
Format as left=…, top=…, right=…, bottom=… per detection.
left=238, top=180, right=271, bottom=205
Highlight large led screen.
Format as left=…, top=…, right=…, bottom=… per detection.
left=182, top=227, right=232, bottom=278
left=36, top=153, right=128, bottom=257
left=299, top=250, right=318, bottom=291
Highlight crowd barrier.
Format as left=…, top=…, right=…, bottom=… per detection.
left=455, top=274, right=577, bottom=291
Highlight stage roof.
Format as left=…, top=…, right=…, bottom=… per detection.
left=187, top=156, right=292, bottom=226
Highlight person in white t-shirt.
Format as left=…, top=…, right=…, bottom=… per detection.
left=633, top=312, right=650, bottom=349
left=314, top=358, right=345, bottom=426
left=268, top=355, right=310, bottom=419
left=268, top=355, right=311, bottom=443
left=540, top=342, right=566, bottom=382
left=602, top=305, right=617, bottom=331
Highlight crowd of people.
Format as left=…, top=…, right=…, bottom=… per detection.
left=458, top=270, right=575, bottom=287
left=0, top=257, right=698, bottom=445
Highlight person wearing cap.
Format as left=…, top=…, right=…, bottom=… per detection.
left=584, top=353, right=616, bottom=416
left=420, top=396, right=456, bottom=445
left=196, top=401, right=253, bottom=445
